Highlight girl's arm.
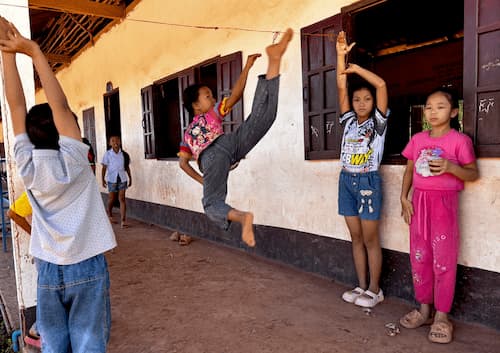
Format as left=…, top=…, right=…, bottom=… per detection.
left=0, top=23, right=80, bottom=140
left=126, top=166, right=132, bottom=187
left=0, top=16, right=26, bottom=135
left=336, top=31, right=354, bottom=115
left=1, top=51, right=27, bottom=135
left=7, top=209, right=31, bottom=234
left=224, top=53, right=261, bottom=111
left=179, top=155, right=203, bottom=185
left=343, top=64, right=388, bottom=116
left=102, top=165, right=108, bottom=188
left=400, top=159, right=414, bottom=225
left=429, top=159, right=479, bottom=181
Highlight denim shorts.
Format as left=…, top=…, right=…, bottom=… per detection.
left=338, top=170, right=382, bottom=220
left=36, top=254, right=111, bottom=353
left=107, top=181, right=128, bottom=193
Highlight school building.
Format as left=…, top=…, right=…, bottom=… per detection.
left=0, top=0, right=499, bottom=339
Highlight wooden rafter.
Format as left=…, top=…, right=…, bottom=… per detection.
left=29, top=0, right=125, bottom=19
left=46, top=53, right=71, bottom=64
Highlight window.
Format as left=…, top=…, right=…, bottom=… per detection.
left=141, top=52, right=243, bottom=159
left=82, top=107, right=97, bottom=161
left=300, top=0, right=500, bottom=161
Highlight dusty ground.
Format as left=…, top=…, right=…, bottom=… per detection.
left=1, top=218, right=499, bottom=353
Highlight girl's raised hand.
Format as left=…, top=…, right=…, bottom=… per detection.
left=0, top=16, right=10, bottom=40
left=401, top=198, right=414, bottom=225
left=342, top=63, right=360, bottom=74
left=336, top=31, right=355, bottom=56
left=0, top=22, right=37, bottom=56
left=245, top=53, right=262, bottom=68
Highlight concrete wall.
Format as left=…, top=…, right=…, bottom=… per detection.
left=31, top=0, right=500, bottom=274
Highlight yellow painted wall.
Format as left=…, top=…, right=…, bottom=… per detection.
left=32, top=0, right=499, bottom=273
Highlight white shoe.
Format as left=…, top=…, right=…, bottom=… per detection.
left=342, top=287, right=365, bottom=303
left=354, top=289, right=384, bottom=308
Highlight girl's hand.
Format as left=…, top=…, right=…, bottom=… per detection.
left=245, top=53, right=262, bottom=68
left=336, top=31, right=355, bottom=56
left=401, top=198, right=413, bottom=225
left=0, top=22, right=37, bottom=56
left=429, top=158, right=453, bottom=176
left=0, top=16, right=10, bottom=40
left=342, top=63, right=360, bottom=74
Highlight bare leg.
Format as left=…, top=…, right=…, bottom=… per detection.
left=361, top=219, right=382, bottom=293
left=265, top=28, right=293, bottom=79
left=118, top=189, right=128, bottom=228
left=107, top=192, right=118, bottom=223
left=344, top=216, right=368, bottom=289
left=228, top=209, right=255, bottom=247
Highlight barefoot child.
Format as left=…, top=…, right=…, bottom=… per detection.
left=400, top=87, right=478, bottom=343
left=0, top=18, right=116, bottom=352
left=178, top=28, right=293, bottom=247
left=102, top=135, right=132, bottom=228
left=336, top=31, right=389, bottom=308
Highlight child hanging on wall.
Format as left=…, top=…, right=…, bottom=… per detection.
left=178, top=28, right=293, bottom=247
left=0, top=17, right=116, bottom=353
left=400, top=87, right=478, bottom=343
left=336, top=31, right=389, bottom=308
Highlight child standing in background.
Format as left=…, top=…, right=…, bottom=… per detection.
left=102, top=135, right=132, bottom=228
left=0, top=18, right=116, bottom=353
left=400, top=87, right=478, bottom=343
left=336, top=31, right=389, bottom=308
left=178, top=29, right=293, bottom=247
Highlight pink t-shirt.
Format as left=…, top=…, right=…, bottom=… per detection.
left=179, top=98, right=230, bottom=160
left=402, top=129, right=476, bottom=191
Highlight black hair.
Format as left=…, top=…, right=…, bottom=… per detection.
left=26, top=103, right=59, bottom=150
left=348, top=78, right=377, bottom=113
left=182, top=83, right=206, bottom=117
left=26, top=103, right=80, bottom=150
left=427, top=86, right=461, bottom=130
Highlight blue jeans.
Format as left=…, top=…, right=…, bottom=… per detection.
left=36, top=254, right=111, bottom=353
left=199, top=75, right=280, bottom=229
left=338, top=170, right=383, bottom=220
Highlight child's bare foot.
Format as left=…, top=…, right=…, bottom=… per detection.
left=266, top=28, right=293, bottom=59
left=241, top=212, right=255, bottom=247
left=265, top=28, right=293, bottom=79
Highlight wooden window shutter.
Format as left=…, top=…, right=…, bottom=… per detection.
left=177, top=68, right=196, bottom=139
left=463, top=0, right=500, bottom=156
left=301, top=14, right=343, bottom=160
left=217, top=51, right=243, bottom=134
left=82, top=107, right=97, bottom=161
left=141, top=85, right=156, bottom=159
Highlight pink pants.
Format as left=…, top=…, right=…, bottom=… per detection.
left=410, top=189, right=460, bottom=313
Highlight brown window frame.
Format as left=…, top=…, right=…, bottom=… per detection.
left=141, top=52, right=243, bottom=159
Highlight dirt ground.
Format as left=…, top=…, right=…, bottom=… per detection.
left=1, top=218, right=500, bottom=353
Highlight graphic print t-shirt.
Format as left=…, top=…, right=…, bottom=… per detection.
left=340, top=109, right=388, bottom=173
left=402, top=129, right=476, bottom=191
left=179, top=98, right=230, bottom=160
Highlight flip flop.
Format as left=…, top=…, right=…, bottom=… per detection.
left=179, top=234, right=192, bottom=246
left=400, top=309, right=433, bottom=329
left=428, top=320, right=453, bottom=344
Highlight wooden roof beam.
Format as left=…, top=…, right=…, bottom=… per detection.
left=46, top=53, right=71, bottom=64
left=29, top=0, right=125, bottom=19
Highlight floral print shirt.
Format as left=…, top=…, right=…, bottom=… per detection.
left=179, top=98, right=230, bottom=160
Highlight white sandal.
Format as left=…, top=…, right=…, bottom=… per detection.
left=354, top=289, right=384, bottom=308
left=342, top=287, right=365, bottom=303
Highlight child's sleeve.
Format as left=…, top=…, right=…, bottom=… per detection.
left=13, top=134, right=35, bottom=186
left=402, top=137, right=415, bottom=160
left=178, top=141, right=192, bottom=159
left=214, top=97, right=231, bottom=121
left=339, top=110, right=355, bottom=125
left=458, top=134, right=476, bottom=165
